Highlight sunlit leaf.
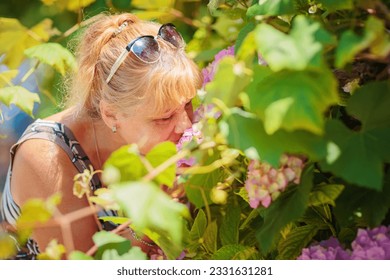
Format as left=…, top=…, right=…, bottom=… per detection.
left=0, top=86, right=40, bottom=117
left=205, top=57, right=252, bottom=108
left=131, top=0, right=174, bottom=9
left=0, top=70, right=18, bottom=87
left=226, top=110, right=327, bottom=166
left=247, top=0, right=296, bottom=17
left=248, top=67, right=339, bottom=135
left=25, top=43, right=76, bottom=76
left=112, top=181, right=189, bottom=256
left=0, top=233, right=17, bottom=260
left=37, top=239, right=65, bottom=260
left=255, top=16, right=335, bottom=72
left=0, top=18, right=53, bottom=68
left=101, top=247, right=147, bottom=260
left=66, top=0, right=96, bottom=11
left=320, top=81, right=390, bottom=190
left=336, top=16, right=390, bottom=68
left=145, top=141, right=177, bottom=187
left=69, top=250, right=94, bottom=260
left=92, top=231, right=131, bottom=259
left=256, top=165, right=313, bottom=254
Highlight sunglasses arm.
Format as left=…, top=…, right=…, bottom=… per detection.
left=106, top=48, right=129, bottom=83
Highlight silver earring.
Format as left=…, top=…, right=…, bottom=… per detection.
left=112, top=125, right=117, bottom=133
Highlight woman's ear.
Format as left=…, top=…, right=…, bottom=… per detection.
left=99, top=100, right=118, bottom=130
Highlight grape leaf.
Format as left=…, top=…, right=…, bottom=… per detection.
left=309, top=184, right=345, bottom=207
left=248, top=68, right=339, bottom=135
left=112, top=181, right=189, bottom=253
left=226, top=109, right=327, bottom=166
left=24, top=43, right=76, bottom=76
left=336, top=16, right=390, bottom=68
left=247, top=0, right=296, bottom=17
left=0, top=86, right=40, bottom=117
left=0, top=18, right=53, bottom=68
left=256, top=165, right=314, bottom=254
left=254, top=15, right=335, bottom=72
left=320, top=81, right=390, bottom=190
left=92, top=231, right=131, bottom=260
left=0, top=70, right=18, bottom=87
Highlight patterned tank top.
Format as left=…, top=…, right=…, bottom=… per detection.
left=0, top=119, right=118, bottom=259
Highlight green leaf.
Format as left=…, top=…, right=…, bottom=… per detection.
left=189, top=209, right=207, bottom=242
left=320, top=81, right=390, bottom=190
left=66, top=0, right=96, bottom=11
left=0, top=86, right=40, bottom=117
left=255, top=16, right=335, bottom=72
left=334, top=171, right=390, bottom=228
left=92, top=231, right=131, bottom=260
left=336, top=16, right=390, bottom=68
left=220, top=204, right=240, bottom=245
left=317, top=0, right=353, bottom=11
left=203, top=220, right=218, bottom=254
left=69, top=251, right=94, bottom=260
left=248, top=68, right=339, bottom=135
left=309, top=184, right=345, bottom=206
left=104, top=144, right=147, bottom=183
left=205, top=56, right=252, bottom=108
left=207, top=0, right=224, bottom=15
left=247, top=0, right=296, bottom=17
left=256, top=164, right=314, bottom=254
left=0, top=18, right=53, bottom=68
left=277, top=224, right=319, bottom=260
left=0, top=70, right=18, bottom=87
left=0, top=233, right=17, bottom=260
left=212, top=245, right=257, bottom=260
left=24, top=43, right=76, bottom=76
left=226, top=109, right=327, bottom=166
left=145, top=141, right=177, bottom=187
left=101, top=247, right=147, bottom=260
left=112, top=181, right=189, bottom=256
left=131, top=0, right=174, bottom=9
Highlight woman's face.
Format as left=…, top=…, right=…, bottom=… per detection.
left=116, top=99, right=194, bottom=154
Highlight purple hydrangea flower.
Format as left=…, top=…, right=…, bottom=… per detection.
left=176, top=126, right=202, bottom=167
left=202, top=46, right=235, bottom=86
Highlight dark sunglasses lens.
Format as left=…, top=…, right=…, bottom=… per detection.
left=159, top=24, right=184, bottom=48
left=131, top=36, right=160, bottom=63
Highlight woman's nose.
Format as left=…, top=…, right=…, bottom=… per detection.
left=174, top=110, right=192, bottom=134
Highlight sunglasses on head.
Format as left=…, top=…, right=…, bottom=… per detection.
left=106, top=23, right=185, bottom=83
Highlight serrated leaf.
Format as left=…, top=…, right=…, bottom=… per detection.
left=226, top=110, right=327, bottom=167
left=203, top=220, right=218, bottom=253
left=24, top=43, right=76, bottom=76
left=0, top=70, right=18, bottom=87
left=145, top=141, right=177, bottom=187
left=205, top=56, right=252, bottom=108
left=0, top=86, right=40, bottom=117
left=320, top=81, right=390, bottom=190
left=248, top=68, right=339, bottom=135
left=212, top=245, right=257, bottom=260
left=112, top=181, right=189, bottom=257
left=309, top=184, right=344, bottom=206
left=256, top=165, right=314, bottom=254
left=255, top=16, right=335, bottom=72
left=0, top=18, right=53, bottom=68
left=68, top=250, right=94, bottom=260
left=101, top=247, right=147, bottom=260
left=277, top=224, right=319, bottom=259
left=220, top=204, right=240, bottom=245
left=0, top=233, right=17, bottom=260
left=247, top=0, right=296, bottom=17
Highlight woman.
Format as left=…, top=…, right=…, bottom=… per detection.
left=1, top=13, right=202, bottom=259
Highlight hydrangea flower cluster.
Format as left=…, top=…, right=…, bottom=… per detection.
left=244, top=155, right=305, bottom=208
left=298, top=226, right=390, bottom=260
left=176, top=125, right=202, bottom=167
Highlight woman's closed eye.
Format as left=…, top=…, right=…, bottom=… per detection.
left=154, top=114, right=174, bottom=125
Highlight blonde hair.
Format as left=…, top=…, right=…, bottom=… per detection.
left=66, top=13, right=202, bottom=118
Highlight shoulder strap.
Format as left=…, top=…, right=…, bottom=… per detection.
left=10, top=119, right=102, bottom=190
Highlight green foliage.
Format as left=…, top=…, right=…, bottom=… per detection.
left=1, top=0, right=390, bottom=261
